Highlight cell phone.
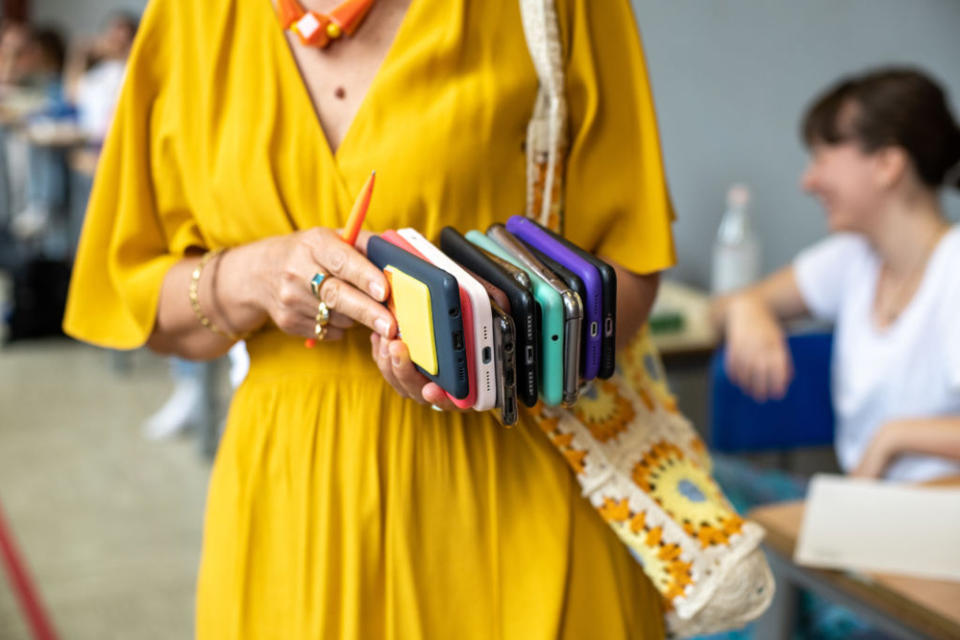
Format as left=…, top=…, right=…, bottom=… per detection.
left=525, top=244, right=590, bottom=381
left=506, top=215, right=603, bottom=381
left=491, top=301, right=518, bottom=427
left=397, top=228, right=497, bottom=411
left=505, top=216, right=617, bottom=379
left=383, top=265, right=438, bottom=375
left=439, top=227, right=540, bottom=408
left=464, top=267, right=510, bottom=314
left=381, top=230, right=478, bottom=408
left=486, top=225, right=583, bottom=406
left=466, top=229, right=566, bottom=407
left=367, top=236, right=469, bottom=400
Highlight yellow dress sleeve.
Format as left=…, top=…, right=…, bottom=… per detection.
left=63, top=0, right=203, bottom=349
left=560, top=0, right=676, bottom=275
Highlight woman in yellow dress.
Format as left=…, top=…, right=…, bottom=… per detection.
left=64, top=0, right=676, bottom=636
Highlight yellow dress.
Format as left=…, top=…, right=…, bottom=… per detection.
left=64, top=0, right=676, bottom=637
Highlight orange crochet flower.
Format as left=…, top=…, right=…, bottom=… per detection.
left=572, top=380, right=634, bottom=443
left=632, top=441, right=745, bottom=549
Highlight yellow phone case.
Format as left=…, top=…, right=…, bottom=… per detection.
left=385, top=266, right=438, bottom=375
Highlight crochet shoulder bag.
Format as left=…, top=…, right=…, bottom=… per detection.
left=517, top=0, right=775, bottom=636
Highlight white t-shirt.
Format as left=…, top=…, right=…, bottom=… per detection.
left=793, top=226, right=960, bottom=483
left=76, top=60, right=127, bottom=142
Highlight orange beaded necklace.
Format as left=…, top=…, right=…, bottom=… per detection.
left=275, top=0, right=377, bottom=49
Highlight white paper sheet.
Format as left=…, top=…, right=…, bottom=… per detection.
left=795, top=474, right=960, bottom=582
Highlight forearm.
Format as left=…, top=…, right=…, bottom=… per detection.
left=147, top=244, right=269, bottom=360
left=878, top=417, right=960, bottom=464
left=710, top=266, right=810, bottom=333
left=607, top=260, right=660, bottom=350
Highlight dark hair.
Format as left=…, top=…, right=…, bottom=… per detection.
left=802, top=67, right=960, bottom=190
left=107, top=11, right=139, bottom=39
left=28, top=26, right=66, bottom=73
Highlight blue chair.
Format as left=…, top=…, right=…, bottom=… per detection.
left=709, top=332, right=835, bottom=453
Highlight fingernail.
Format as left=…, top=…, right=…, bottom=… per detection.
left=375, top=318, right=391, bottom=336
left=391, top=356, right=401, bottom=368
left=370, top=282, right=386, bottom=300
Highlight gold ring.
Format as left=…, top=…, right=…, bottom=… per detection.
left=309, top=272, right=329, bottom=299
left=316, top=301, right=331, bottom=326
left=314, top=322, right=329, bottom=341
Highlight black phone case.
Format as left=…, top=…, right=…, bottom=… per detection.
left=367, top=235, right=469, bottom=399
left=439, top=227, right=540, bottom=407
left=490, top=302, right=518, bottom=426
left=526, top=244, right=589, bottom=378
left=521, top=220, right=617, bottom=379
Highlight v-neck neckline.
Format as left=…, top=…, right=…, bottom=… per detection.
left=867, top=227, right=955, bottom=337
left=265, top=0, right=420, bottom=171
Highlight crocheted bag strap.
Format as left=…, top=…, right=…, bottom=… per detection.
left=518, top=0, right=567, bottom=233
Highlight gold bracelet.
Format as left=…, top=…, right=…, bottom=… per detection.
left=189, top=249, right=242, bottom=341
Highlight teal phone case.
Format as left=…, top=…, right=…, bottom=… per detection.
left=466, top=230, right=564, bottom=407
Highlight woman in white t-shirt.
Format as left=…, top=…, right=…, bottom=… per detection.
left=712, top=68, right=960, bottom=483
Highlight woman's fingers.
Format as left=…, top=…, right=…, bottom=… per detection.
left=266, top=229, right=393, bottom=342
left=308, top=227, right=389, bottom=303
left=387, top=340, right=429, bottom=404
left=768, top=346, right=793, bottom=399
left=752, top=361, right=771, bottom=402
left=370, top=336, right=458, bottom=411
left=421, top=383, right=458, bottom=410
left=328, top=311, right=355, bottom=330
left=319, top=278, right=396, bottom=338
left=726, top=323, right=796, bottom=402
left=275, top=277, right=354, bottom=339
left=371, top=334, right=404, bottom=397
left=353, top=229, right=375, bottom=255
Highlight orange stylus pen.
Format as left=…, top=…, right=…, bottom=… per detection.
left=341, top=170, right=375, bottom=246
left=305, top=171, right=376, bottom=348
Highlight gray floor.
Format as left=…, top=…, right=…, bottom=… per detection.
left=0, top=339, right=209, bottom=639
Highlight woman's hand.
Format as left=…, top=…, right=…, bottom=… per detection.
left=851, top=417, right=960, bottom=479
left=723, top=294, right=794, bottom=402
left=247, top=228, right=396, bottom=342
left=370, top=333, right=460, bottom=409
left=851, top=421, right=902, bottom=479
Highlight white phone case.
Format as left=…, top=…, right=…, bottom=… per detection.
left=398, top=228, right=497, bottom=411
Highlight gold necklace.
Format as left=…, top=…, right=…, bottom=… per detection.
left=276, top=0, right=376, bottom=49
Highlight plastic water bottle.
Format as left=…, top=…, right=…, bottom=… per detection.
left=711, top=184, right=760, bottom=294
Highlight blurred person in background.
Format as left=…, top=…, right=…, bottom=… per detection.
left=0, top=20, right=30, bottom=232
left=12, top=26, right=66, bottom=93
left=65, top=11, right=137, bottom=143
left=0, top=20, right=30, bottom=86
left=8, top=25, right=70, bottom=242
left=712, top=67, right=960, bottom=483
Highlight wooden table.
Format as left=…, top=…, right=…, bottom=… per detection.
left=749, top=478, right=960, bottom=640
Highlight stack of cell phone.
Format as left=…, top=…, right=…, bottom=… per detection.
left=365, top=215, right=617, bottom=426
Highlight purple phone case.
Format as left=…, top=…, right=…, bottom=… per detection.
left=505, top=216, right=603, bottom=380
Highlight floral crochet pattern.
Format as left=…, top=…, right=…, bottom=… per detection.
left=523, top=329, right=768, bottom=626
left=572, top=380, right=635, bottom=443
left=599, top=497, right=694, bottom=605
left=632, top=441, right=745, bottom=549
